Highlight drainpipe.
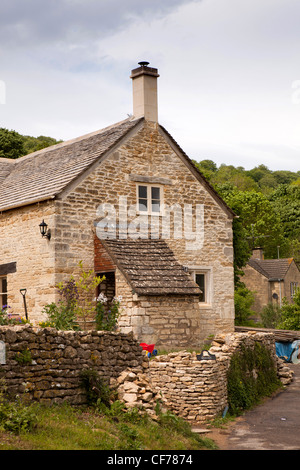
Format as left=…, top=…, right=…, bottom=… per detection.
left=279, top=280, right=282, bottom=308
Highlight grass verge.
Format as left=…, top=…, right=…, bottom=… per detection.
left=0, top=401, right=218, bottom=451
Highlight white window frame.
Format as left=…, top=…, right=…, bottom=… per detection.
left=291, top=282, right=298, bottom=299
left=189, top=267, right=213, bottom=306
left=136, top=184, right=164, bottom=216
left=0, top=277, right=8, bottom=309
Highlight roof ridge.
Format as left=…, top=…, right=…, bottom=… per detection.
left=248, top=259, right=270, bottom=278
left=0, top=157, right=16, bottom=164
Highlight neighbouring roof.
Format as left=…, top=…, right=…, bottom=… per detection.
left=248, top=258, right=295, bottom=280
left=101, top=238, right=201, bottom=296
left=0, top=118, right=143, bottom=212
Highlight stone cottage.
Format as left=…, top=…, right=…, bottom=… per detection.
left=242, top=248, right=300, bottom=313
left=0, top=62, right=236, bottom=348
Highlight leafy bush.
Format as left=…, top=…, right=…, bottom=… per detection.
left=0, top=400, right=37, bottom=434
left=14, top=348, right=32, bottom=365
left=260, top=302, right=282, bottom=329
left=95, top=293, right=122, bottom=331
left=234, top=285, right=256, bottom=326
left=0, top=380, right=37, bottom=434
left=227, top=342, right=281, bottom=416
left=41, top=262, right=104, bottom=330
left=277, top=290, right=300, bottom=330
left=0, top=305, right=28, bottom=326
left=79, top=369, right=111, bottom=407
left=41, top=278, right=80, bottom=330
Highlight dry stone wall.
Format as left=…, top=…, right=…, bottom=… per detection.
left=0, top=325, right=144, bottom=405
left=145, top=331, right=293, bottom=423
left=0, top=326, right=293, bottom=424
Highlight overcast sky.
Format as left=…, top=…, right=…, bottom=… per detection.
left=1, top=0, right=300, bottom=172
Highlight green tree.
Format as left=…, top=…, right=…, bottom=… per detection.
left=269, top=184, right=300, bottom=240
left=273, top=170, right=299, bottom=185
left=23, top=135, right=62, bottom=154
left=211, top=164, right=259, bottom=192
left=223, top=189, right=285, bottom=259
left=260, top=302, right=282, bottom=329
left=246, top=164, right=271, bottom=183
left=234, top=284, right=256, bottom=326
left=0, top=128, right=24, bottom=159
left=215, top=184, right=251, bottom=284
left=193, top=159, right=218, bottom=181
left=0, top=127, right=62, bottom=159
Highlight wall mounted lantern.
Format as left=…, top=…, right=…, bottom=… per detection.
left=39, top=220, right=51, bottom=240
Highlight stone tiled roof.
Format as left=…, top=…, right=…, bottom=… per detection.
left=101, top=238, right=201, bottom=296
left=0, top=118, right=143, bottom=212
left=248, top=258, right=295, bottom=280
left=0, top=115, right=235, bottom=220
left=0, top=158, right=15, bottom=184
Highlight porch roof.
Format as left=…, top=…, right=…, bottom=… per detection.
left=100, top=238, right=201, bottom=296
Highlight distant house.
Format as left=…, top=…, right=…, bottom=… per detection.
left=242, top=248, right=300, bottom=313
left=0, top=62, right=236, bottom=348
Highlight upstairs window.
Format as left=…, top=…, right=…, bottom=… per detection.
left=0, top=277, right=7, bottom=309
left=138, top=185, right=162, bottom=214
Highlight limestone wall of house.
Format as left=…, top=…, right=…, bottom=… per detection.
left=242, top=261, right=300, bottom=314
left=117, top=266, right=211, bottom=348
left=241, top=265, right=269, bottom=313
left=283, top=261, right=300, bottom=302
left=0, top=201, right=56, bottom=323
left=52, top=121, right=235, bottom=344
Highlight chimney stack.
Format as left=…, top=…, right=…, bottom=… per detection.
left=130, top=61, right=159, bottom=123
left=251, top=248, right=264, bottom=260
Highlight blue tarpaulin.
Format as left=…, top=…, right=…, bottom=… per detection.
left=276, top=340, right=300, bottom=363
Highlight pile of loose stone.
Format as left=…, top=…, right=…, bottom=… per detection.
left=111, top=362, right=165, bottom=418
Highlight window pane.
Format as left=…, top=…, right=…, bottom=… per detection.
left=151, top=187, right=160, bottom=200
left=0, top=278, right=7, bottom=308
left=151, top=187, right=160, bottom=213
left=138, top=186, right=147, bottom=199
left=152, top=201, right=160, bottom=212
left=139, top=199, right=148, bottom=211
left=195, top=273, right=205, bottom=302
left=2, top=278, right=7, bottom=293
